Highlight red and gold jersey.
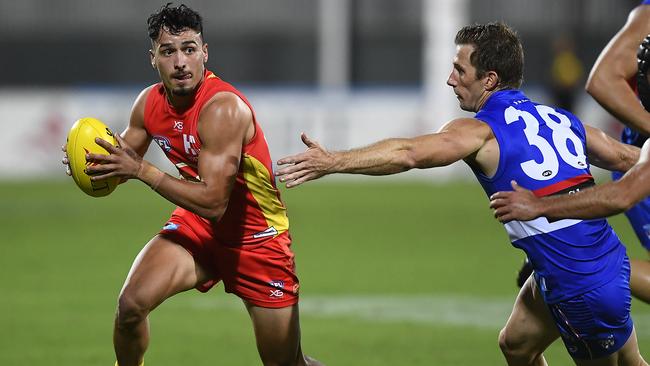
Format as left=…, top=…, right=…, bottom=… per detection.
left=144, top=70, right=289, bottom=245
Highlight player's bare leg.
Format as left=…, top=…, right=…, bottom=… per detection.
left=245, top=302, right=324, bottom=366
left=114, top=235, right=208, bottom=366
left=499, top=276, right=559, bottom=366
left=572, top=328, right=647, bottom=366
left=630, top=258, right=650, bottom=303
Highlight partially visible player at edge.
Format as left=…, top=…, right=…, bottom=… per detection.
left=585, top=0, right=650, bottom=304
left=61, top=4, right=322, bottom=366
left=276, top=22, right=646, bottom=366
left=516, top=0, right=650, bottom=302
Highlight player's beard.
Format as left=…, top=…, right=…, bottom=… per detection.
left=171, top=86, right=193, bottom=96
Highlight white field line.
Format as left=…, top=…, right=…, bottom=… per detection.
left=172, top=294, right=650, bottom=336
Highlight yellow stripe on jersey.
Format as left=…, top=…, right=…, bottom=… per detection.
left=241, top=153, right=289, bottom=234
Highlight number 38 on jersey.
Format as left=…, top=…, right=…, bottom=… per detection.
left=505, top=105, right=587, bottom=181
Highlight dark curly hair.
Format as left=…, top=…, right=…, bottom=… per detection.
left=147, top=3, right=203, bottom=42
left=455, top=22, right=524, bottom=89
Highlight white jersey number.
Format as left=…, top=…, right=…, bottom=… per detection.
left=504, top=105, right=586, bottom=181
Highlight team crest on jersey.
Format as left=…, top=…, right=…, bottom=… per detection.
left=153, top=135, right=172, bottom=152
left=173, top=120, right=184, bottom=131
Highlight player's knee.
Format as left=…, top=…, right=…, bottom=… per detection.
left=115, top=292, right=150, bottom=330
left=498, top=326, right=529, bottom=359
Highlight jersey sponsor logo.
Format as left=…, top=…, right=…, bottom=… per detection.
left=253, top=226, right=278, bottom=239
left=153, top=135, right=172, bottom=152
left=173, top=120, right=184, bottom=131
left=533, top=174, right=593, bottom=197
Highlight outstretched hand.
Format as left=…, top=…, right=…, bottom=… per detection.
left=489, top=181, right=542, bottom=222
left=276, top=133, right=334, bottom=188
left=85, top=134, right=143, bottom=181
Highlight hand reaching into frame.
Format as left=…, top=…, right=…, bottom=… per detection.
left=276, top=133, right=335, bottom=188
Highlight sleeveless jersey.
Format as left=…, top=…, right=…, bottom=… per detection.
left=473, top=89, right=626, bottom=303
left=621, top=0, right=650, bottom=147
left=143, top=70, right=289, bottom=246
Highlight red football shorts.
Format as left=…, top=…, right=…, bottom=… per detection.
left=158, top=207, right=299, bottom=308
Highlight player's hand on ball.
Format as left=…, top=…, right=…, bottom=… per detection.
left=489, top=181, right=541, bottom=222
left=276, top=133, right=334, bottom=188
left=61, top=144, right=71, bottom=176
left=85, top=134, right=143, bottom=181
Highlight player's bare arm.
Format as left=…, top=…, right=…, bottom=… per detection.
left=585, top=4, right=650, bottom=135
left=87, top=92, right=252, bottom=220
left=276, top=117, right=493, bottom=188
left=121, top=86, right=155, bottom=157
left=491, top=139, right=650, bottom=222
left=584, top=124, right=640, bottom=172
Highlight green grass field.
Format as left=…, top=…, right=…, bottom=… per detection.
left=1, top=179, right=649, bottom=365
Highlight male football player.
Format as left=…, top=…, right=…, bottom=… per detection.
left=63, top=4, right=322, bottom=366
left=276, top=23, right=646, bottom=366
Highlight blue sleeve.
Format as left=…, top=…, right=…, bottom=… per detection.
left=642, top=0, right=650, bottom=5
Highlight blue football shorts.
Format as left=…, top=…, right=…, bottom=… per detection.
left=613, top=170, right=650, bottom=250
left=545, top=257, right=633, bottom=360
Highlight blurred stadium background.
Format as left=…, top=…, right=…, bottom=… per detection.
left=1, top=0, right=649, bottom=365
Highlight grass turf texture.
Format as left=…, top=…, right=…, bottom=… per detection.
left=1, top=179, right=648, bottom=365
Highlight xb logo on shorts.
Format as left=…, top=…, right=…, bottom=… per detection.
left=269, top=280, right=285, bottom=298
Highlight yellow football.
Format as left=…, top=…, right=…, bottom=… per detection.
left=66, top=117, right=120, bottom=197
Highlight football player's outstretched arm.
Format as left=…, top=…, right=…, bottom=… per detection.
left=490, top=140, right=650, bottom=222
left=585, top=4, right=650, bottom=135
left=276, top=118, right=492, bottom=188
left=86, top=92, right=251, bottom=220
